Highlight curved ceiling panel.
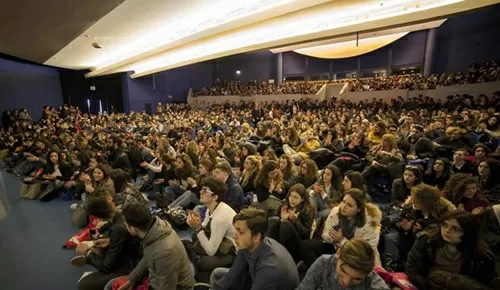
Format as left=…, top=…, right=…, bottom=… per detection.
left=294, top=32, right=408, bottom=58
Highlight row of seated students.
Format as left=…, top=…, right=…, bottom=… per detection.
left=0, top=95, right=499, bottom=290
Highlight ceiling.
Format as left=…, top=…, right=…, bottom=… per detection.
left=0, top=0, right=125, bottom=64
left=1, top=0, right=499, bottom=78
left=272, top=19, right=447, bottom=58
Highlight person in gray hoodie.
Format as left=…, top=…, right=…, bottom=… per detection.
left=297, top=238, right=389, bottom=290
left=105, top=202, right=195, bottom=290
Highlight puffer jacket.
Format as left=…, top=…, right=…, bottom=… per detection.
left=320, top=203, right=382, bottom=264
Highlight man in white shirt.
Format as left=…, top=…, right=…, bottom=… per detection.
left=187, top=177, right=237, bottom=283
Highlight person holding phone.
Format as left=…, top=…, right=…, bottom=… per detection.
left=299, top=189, right=382, bottom=269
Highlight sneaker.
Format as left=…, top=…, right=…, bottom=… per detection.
left=193, top=282, right=211, bottom=290
left=71, top=255, right=87, bottom=267
left=70, top=203, right=78, bottom=210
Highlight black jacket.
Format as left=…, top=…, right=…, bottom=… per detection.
left=406, top=233, right=496, bottom=290
left=45, top=161, right=74, bottom=181
left=277, top=205, right=315, bottom=239
left=224, top=175, right=245, bottom=210
left=86, top=213, right=142, bottom=275
left=390, top=178, right=412, bottom=206
left=110, top=148, right=133, bottom=175
left=398, top=137, right=435, bottom=159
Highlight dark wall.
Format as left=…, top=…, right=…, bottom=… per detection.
left=214, top=51, right=276, bottom=82
left=433, top=4, right=500, bottom=73
left=59, top=70, right=124, bottom=114
left=0, top=56, right=63, bottom=123
left=123, top=62, right=212, bottom=113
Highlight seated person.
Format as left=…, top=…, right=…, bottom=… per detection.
left=169, top=159, right=215, bottom=209
left=448, top=176, right=489, bottom=214
left=105, top=202, right=195, bottom=290
left=478, top=159, right=500, bottom=202
left=297, top=238, right=390, bottom=290
left=75, top=196, right=142, bottom=290
left=309, top=164, right=343, bottom=215
left=186, top=177, right=237, bottom=283
left=289, top=159, right=319, bottom=189
left=398, top=124, right=435, bottom=161
left=362, top=134, right=404, bottom=195
left=424, top=157, right=452, bottom=190
left=239, top=155, right=261, bottom=193
left=253, top=161, right=284, bottom=215
left=211, top=208, right=300, bottom=290
left=268, top=184, right=315, bottom=261
left=300, top=189, right=382, bottom=269
left=213, top=161, right=245, bottom=210
left=391, top=165, right=423, bottom=207
left=406, top=210, right=497, bottom=290
left=451, top=148, right=477, bottom=175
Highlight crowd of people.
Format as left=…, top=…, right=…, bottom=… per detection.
left=1, top=92, right=500, bottom=290
left=193, top=80, right=325, bottom=97
left=349, top=61, right=500, bottom=92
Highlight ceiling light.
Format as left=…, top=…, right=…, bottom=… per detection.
left=88, top=0, right=297, bottom=70
left=126, top=0, right=461, bottom=77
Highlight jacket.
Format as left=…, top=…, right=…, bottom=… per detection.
left=405, top=233, right=497, bottom=290
left=297, top=254, right=390, bottom=290
left=86, top=213, right=142, bottom=274
left=297, top=138, right=321, bottom=159
left=398, top=137, right=435, bottom=159
left=224, top=175, right=245, bottom=210
left=390, top=179, right=412, bottom=206
left=278, top=204, right=315, bottom=239
left=213, top=237, right=299, bottom=290
left=321, top=204, right=382, bottom=265
left=128, top=217, right=195, bottom=290
left=88, top=178, right=115, bottom=197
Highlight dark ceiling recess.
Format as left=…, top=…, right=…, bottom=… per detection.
left=0, top=0, right=125, bottom=64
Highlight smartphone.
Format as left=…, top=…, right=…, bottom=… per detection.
left=333, top=225, right=341, bottom=231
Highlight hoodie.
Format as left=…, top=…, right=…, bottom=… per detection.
left=128, top=217, right=194, bottom=290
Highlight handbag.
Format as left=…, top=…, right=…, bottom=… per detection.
left=20, top=182, right=42, bottom=199
left=193, top=217, right=235, bottom=256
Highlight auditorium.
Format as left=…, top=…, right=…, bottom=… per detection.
left=1, top=1, right=500, bottom=289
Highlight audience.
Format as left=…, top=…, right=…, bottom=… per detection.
left=105, top=202, right=195, bottom=290
left=2, top=84, right=499, bottom=290
left=298, top=238, right=390, bottom=290
left=210, top=208, right=300, bottom=290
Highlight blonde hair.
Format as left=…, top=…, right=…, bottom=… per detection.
left=241, top=155, right=262, bottom=188
left=381, top=134, right=399, bottom=150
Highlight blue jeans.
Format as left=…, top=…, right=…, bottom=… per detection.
left=164, top=186, right=184, bottom=200
left=170, top=190, right=199, bottom=209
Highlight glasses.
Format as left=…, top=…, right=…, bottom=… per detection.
left=440, top=222, right=463, bottom=234
left=200, top=187, right=214, bottom=195
left=405, top=165, right=419, bottom=170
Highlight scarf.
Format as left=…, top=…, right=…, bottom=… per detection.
left=339, top=215, right=357, bottom=240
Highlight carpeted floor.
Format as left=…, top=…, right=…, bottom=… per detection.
left=0, top=170, right=191, bottom=290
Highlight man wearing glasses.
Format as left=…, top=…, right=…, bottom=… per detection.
left=297, top=238, right=389, bottom=290
left=186, top=177, right=237, bottom=284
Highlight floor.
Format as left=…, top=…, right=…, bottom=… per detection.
left=0, top=171, right=191, bottom=290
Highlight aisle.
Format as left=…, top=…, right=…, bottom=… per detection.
left=0, top=170, right=91, bottom=290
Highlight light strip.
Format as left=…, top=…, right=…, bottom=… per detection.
left=89, top=0, right=298, bottom=69
left=128, top=0, right=463, bottom=76
left=294, top=32, right=409, bottom=58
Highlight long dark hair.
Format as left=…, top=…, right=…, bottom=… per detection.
left=321, top=164, right=343, bottom=194
left=46, top=150, right=61, bottom=173
left=340, top=189, right=367, bottom=228
left=345, top=171, right=367, bottom=193
left=432, top=210, right=487, bottom=257
left=285, top=183, right=314, bottom=215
